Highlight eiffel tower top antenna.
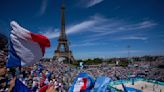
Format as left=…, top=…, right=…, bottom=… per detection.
left=59, top=0, right=66, bottom=40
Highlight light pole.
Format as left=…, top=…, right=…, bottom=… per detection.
left=127, top=45, right=131, bottom=61
left=68, top=41, right=71, bottom=64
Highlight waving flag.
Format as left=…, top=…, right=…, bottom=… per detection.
left=93, top=76, right=111, bottom=92
left=13, top=79, right=32, bottom=92
left=6, top=21, right=50, bottom=67
left=68, top=72, right=94, bottom=92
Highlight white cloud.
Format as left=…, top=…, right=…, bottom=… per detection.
left=116, top=36, right=148, bottom=40
left=71, top=42, right=96, bottom=47
left=138, top=21, right=157, bottom=29
left=39, top=28, right=59, bottom=39
left=89, top=20, right=157, bottom=38
left=71, top=42, right=106, bottom=47
left=82, top=37, right=104, bottom=43
left=67, top=20, right=96, bottom=34
left=67, top=14, right=107, bottom=34
left=86, top=0, right=104, bottom=8
left=38, top=0, right=49, bottom=16
left=118, top=20, right=157, bottom=31
left=78, top=0, right=104, bottom=8
left=40, top=15, right=106, bottom=39
left=40, top=14, right=157, bottom=41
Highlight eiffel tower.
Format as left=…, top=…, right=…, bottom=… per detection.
left=53, top=4, right=75, bottom=63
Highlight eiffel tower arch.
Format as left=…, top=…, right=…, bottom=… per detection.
left=53, top=4, right=76, bottom=64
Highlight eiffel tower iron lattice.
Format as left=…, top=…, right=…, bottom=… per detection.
left=53, top=4, right=75, bottom=63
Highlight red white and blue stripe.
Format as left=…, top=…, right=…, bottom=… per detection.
left=68, top=72, right=94, bottom=92
left=6, top=21, right=50, bottom=67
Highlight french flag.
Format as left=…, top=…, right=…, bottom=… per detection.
left=68, top=72, right=95, bottom=92
left=72, top=78, right=88, bottom=92
left=6, top=21, right=50, bottom=67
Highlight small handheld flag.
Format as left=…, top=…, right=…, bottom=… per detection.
left=93, top=76, right=111, bottom=92
left=68, top=72, right=94, bottom=92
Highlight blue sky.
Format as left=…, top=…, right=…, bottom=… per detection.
left=0, top=0, right=164, bottom=59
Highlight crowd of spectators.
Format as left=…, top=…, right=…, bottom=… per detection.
left=1, top=54, right=164, bottom=92
left=84, top=61, right=164, bottom=82
left=0, top=34, right=164, bottom=92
